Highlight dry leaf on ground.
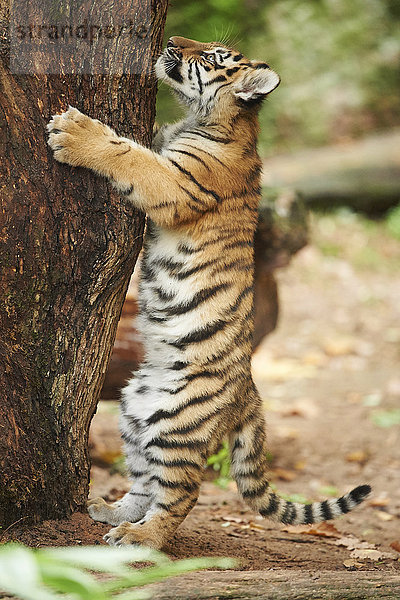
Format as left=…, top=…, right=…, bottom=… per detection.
left=334, top=536, right=375, bottom=550
left=351, top=548, right=396, bottom=561
left=375, top=510, right=394, bottom=522
left=281, top=522, right=341, bottom=538
left=345, top=450, right=369, bottom=464
left=343, top=559, right=364, bottom=569
left=368, top=496, right=390, bottom=507
left=271, top=467, right=298, bottom=481
left=390, top=541, right=400, bottom=553
left=279, top=397, right=319, bottom=419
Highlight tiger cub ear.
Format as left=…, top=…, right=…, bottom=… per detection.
left=234, top=63, right=280, bottom=103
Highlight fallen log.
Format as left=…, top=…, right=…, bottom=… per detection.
left=147, top=569, right=400, bottom=600
left=262, top=129, right=400, bottom=215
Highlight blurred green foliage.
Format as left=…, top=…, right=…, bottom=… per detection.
left=157, top=0, right=400, bottom=154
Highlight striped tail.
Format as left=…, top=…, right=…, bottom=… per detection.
left=254, top=484, right=370, bottom=525
left=229, top=417, right=371, bottom=525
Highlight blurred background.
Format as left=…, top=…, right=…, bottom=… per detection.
left=159, top=0, right=400, bottom=154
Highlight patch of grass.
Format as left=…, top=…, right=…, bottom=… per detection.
left=279, top=491, right=311, bottom=505
left=0, top=543, right=234, bottom=600
left=319, top=485, right=339, bottom=497
left=371, top=409, right=400, bottom=428
left=110, top=455, right=128, bottom=476
left=318, top=241, right=342, bottom=258
left=386, top=204, right=400, bottom=240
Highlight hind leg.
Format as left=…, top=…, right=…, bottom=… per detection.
left=229, top=388, right=272, bottom=512
left=103, top=407, right=229, bottom=549
left=88, top=413, right=152, bottom=526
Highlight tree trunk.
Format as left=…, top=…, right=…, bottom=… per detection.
left=0, top=0, right=168, bottom=527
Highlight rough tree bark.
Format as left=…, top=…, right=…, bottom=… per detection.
left=0, top=0, right=168, bottom=527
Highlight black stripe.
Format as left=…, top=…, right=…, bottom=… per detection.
left=115, top=148, right=131, bottom=156
left=146, top=379, right=232, bottom=425
left=337, top=495, right=350, bottom=514
left=246, top=164, right=262, bottom=183
left=205, top=329, right=252, bottom=366
left=349, top=485, right=371, bottom=504
left=156, top=495, right=190, bottom=511
left=178, top=185, right=208, bottom=207
left=150, top=476, right=198, bottom=493
left=169, top=319, right=227, bottom=349
left=146, top=391, right=216, bottom=425
left=172, top=149, right=210, bottom=169
left=234, top=468, right=262, bottom=479
left=185, top=129, right=233, bottom=144
left=160, top=383, right=188, bottom=395
left=204, top=74, right=227, bottom=86
left=164, top=283, right=231, bottom=316
left=177, top=143, right=228, bottom=168
left=130, top=470, right=147, bottom=478
left=177, top=242, right=198, bottom=255
left=242, top=480, right=270, bottom=499
left=145, top=437, right=206, bottom=450
left=320, top=500, right=333, bottom=521
left=171, top=361, right=188, bottom=370
left=177, top=259, right=218, bottom=280
left=186, top=370, right=218, bottom=382
left=232, top=438, right=244, bottom=452
left=148, top=457, right=202, bottom=470
left=260, top=494, right=279, bottom=517
left=166, top=410, right=219, bottom=436
left=226, top=286, right=253, bottom=315
left=233, top=54, right=243, bottom=62
left=304, top=504, right=314, bottom=523
left=187, top=202, right=204, bottom=213
left=281, top=502, right=297, bottom=524
left=153, top=286, right=175, bottom=302
left=170, top=159, right=221, bottom=203
left=150, top=200, right=176, bottom=211
left=129, top=491, right=150, bottom=497
left=225, top=67, right=241, bottom=76
left=194, top=62, right=203, bottom=94
left=211, top=257, right=253, bottom=275
left=224, top=239, right=253, bottom=250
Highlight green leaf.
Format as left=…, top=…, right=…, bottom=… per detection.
left=0, top=544, right=58, bottom=600
left=40, top=562, right=106, bottom=600
left=47, top=545, right=167, bottom=572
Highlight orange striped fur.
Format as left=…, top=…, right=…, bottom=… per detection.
left=48, top=37, right=370, bottom=550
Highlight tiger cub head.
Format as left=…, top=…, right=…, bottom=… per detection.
left=155, top=36, right=280, bottom=116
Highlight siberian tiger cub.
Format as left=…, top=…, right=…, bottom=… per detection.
left=47, top=36, right=370, bottom=549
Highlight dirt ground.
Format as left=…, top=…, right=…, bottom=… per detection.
left=3, top=212, right=400, bottom=578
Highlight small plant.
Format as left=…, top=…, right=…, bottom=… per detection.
left=207, top=440, right=231, bottom=488
left=386, top=204, right=400, bottom=240
left=0, top=543, right=234, bottom=600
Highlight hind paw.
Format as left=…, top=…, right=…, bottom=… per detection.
left=87, top=497, right=121, bottom=526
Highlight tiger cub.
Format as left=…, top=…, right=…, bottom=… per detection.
left=47, top=36, right=370, bottom=549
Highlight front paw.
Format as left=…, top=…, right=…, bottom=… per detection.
left=47, top=106, right=115, bottom=167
